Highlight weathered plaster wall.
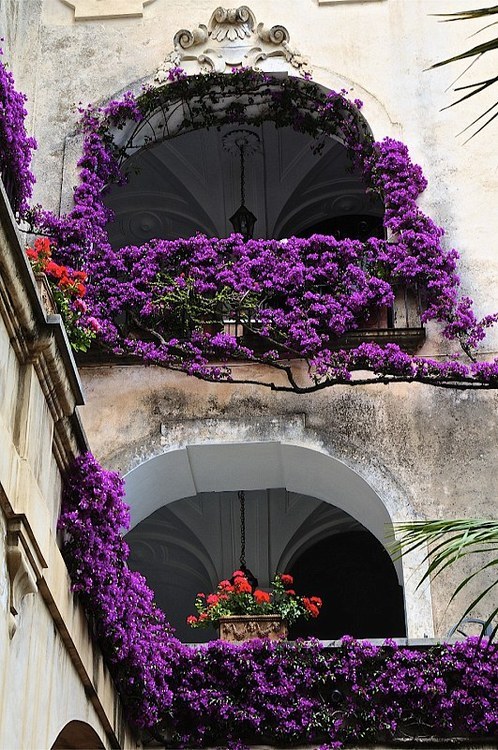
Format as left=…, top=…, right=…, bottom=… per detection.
left=78, top=362, right=498, bottom=638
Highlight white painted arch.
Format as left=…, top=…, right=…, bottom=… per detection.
left=124, top=440, right=435, bottom=638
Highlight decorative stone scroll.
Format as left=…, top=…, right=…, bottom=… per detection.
left=155, top=6, right=312, bottom=80
left=6, top=519, right=40, bottom=638
left=60, top=0, right=157, bottom=21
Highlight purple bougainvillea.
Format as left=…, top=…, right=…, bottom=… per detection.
left=29, top=70, right=498, bottom=390
left=0, top=47, right=36, bottom=215
left=59, top=453, right=183, bottom=728
left=60, top=453, right=498, bottom=746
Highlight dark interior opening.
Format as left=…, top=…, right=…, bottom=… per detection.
left=289, top=530, right=407, bottom=640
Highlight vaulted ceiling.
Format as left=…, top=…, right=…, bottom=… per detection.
left=126, top=489, right=362, bottom=642
left=104, top=122, right=384, bottom=246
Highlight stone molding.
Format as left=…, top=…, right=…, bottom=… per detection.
left=60, top=0, right=157, bottom=21
left=155, top=6, right=312, bottom=79
left=0, top=183, right=86, bottom=473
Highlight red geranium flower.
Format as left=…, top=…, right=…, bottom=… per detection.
left=303, top=597, right=320, bottom=618
left=254, top=590, right=271, bottom=605
left=280, top=574, right=293, bottom=586
left=206, top=593, right=220, bottom=606
left=234, top=577, right=252, bottom=594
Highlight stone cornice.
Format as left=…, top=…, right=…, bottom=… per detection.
left=0, top=183, right=88, bottom=471
left=60, top=0, right=157, bottom=21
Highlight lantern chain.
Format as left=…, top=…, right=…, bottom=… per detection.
left=238, top=489, right=246, bottom=569
left=239, top=144, right=246, bottom=206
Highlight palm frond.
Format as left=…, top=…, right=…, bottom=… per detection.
left=429, top=5, right=498, bottom=138
left=432, top=6, right=498, bottom=22
left=392, top=519, right=498, bottom=638
left=430, top=37, right=498, bottom=69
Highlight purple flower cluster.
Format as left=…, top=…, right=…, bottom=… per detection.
left=30, top=70, right=498, bottom=388
left=0, top=48, right=36, bottom=215
left=169, top=637, right=498, bottom=746
left=60, top=453, right=498, bottom=746
left=59, top=453, right=183, bottom=728
left=359, top=137, right=498, bottom=347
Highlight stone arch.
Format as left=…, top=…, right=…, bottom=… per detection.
left=124, top=440, right=434, bottom=638
left=99, top=70, right=384, bottom=245
left=61, top=63, right=396, bottom=220
left=51, top=720, right=105, bottom=750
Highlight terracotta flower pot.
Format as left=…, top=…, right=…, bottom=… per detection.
left=218, top=615, right=288, bottom=643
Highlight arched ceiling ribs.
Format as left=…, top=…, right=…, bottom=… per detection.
left=278, top=504, right=364, bottom=574
left=105, top=121, right=381, bottom=244
left=126, top=504, right=219, bottom=585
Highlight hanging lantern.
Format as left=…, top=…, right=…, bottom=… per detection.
left=229, top=203, right=257, bottom=239
left=223, top=129, right=260, bottom=241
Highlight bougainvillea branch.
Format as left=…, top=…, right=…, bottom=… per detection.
left=27, top=69, right=498, bottom=390
left=60, top=453, right=498, bottom=746
left=0, top=47, right=36, bottom=215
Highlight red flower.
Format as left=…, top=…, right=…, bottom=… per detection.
left=218, top=579, right=234, bottom=591
left=310, top=596, right=323, bottom=608
left=34, top=237, right=51, bottom=257
left=232, top=570, right=245, bottom=578
left=280, top=574, right=293, bottom=586
left=197, top=592, right=206, bottom=598
left=303, top=597, right=320, bottom=618
left=234, top=577, right=252, bottom=594
left=285, top=589, right=296, bottom=596
left=254, top=590, right=271, bottom=605
left=206, top=594, right=220, bottom=606
left=186, top=615, right=197, bottom=625
left=59, top=274, right=71, bottom=288
left=45, top=260, right=63, bottom=278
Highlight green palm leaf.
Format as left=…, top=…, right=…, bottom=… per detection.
left=429, top=5, right=498, bottom=137
left=392, top=519, right=498, bottom=639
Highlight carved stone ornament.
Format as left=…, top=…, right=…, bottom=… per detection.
left=60, top=0, right=157, bottom=21
left=218, top=614, right=288, bottom=642
left=35, top=273, right=58, bottom=317
left=155, top=6, right=312, bottom=80
left=6, top=520, right=40, bottom=638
